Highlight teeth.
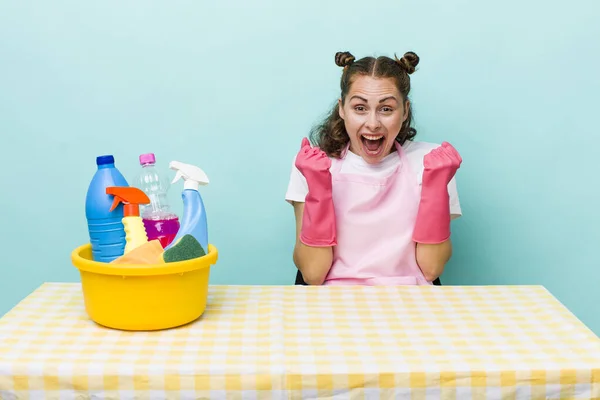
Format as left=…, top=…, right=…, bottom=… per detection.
left=362, top=134, right=383, bottom=141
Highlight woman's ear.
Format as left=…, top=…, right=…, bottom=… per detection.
left=403, top=100, right=410, bottom=123
left=338, top=99, right=345, bottom=120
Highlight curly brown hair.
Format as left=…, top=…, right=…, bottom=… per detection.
left=309, top=51, right=420, bottom=158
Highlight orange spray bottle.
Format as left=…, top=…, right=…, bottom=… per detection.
left=106, top=187, right=151, bottom=254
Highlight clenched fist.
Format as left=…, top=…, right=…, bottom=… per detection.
left=422, top=142, right=462, bottom=189
left=295, top=137, right=332, bottom=186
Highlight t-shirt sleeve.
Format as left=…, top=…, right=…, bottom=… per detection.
left=448, top=176, right=462, bottom=220
left=285, top=154, right=308, bottom=204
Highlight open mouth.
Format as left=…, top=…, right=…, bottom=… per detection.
left=361, top=134, right=385, bottom=156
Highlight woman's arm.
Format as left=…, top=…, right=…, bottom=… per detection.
left=412, top=142, right=462, bottom=282
left=415, top=239, right=452, bottom=282
left=291, top=201, right=333, bottom=285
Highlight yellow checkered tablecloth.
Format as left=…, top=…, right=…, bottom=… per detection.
left=0, top=283, right=599, bottom=399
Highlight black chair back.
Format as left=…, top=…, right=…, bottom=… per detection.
left=294, top=270, right=442, bottom=286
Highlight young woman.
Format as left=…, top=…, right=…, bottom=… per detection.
left=285, top=51, right=463, bottom=286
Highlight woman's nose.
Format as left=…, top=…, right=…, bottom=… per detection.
left=366, top=111, right=381, bottom=131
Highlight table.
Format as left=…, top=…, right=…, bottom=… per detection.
left=0, top=283, right=599, bottom=399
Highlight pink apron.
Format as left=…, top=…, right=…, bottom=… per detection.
left=324, top=141, right=431, bottom=286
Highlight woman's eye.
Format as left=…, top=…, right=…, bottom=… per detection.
left=354, top=106, right=366, bottom=112
left=381, top=107, right=393, bottom=112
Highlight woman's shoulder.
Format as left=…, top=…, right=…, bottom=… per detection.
left=401, top=140, right=441, bottom=175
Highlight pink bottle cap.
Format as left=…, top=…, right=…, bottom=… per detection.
left=139, top=153, right=156, bottom=165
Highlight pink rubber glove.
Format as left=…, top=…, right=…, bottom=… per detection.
left=412, top=142, right=462, bottom=244
left=295, top=137, right=337, bottom=247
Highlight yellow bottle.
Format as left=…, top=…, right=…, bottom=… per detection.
left=122, top=215, right=149, bottom=254
left=106, top=186, right=151, bottom=254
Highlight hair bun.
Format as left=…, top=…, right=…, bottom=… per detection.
left=396, top=51, right=420, bottom=74
left=335, top=51, right=355, bottom=68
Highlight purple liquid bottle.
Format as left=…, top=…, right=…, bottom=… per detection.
left=133, top=153, right=180, bottom=248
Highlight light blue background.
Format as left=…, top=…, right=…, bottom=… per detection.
left=1, top=1, right=599, bottom=334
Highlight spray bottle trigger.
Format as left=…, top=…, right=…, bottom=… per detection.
left=109, top=196, right=123, bottom=212
left=172, top=170, right=184, bottom=184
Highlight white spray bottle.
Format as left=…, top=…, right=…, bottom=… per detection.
left=165, top=161, right=210, bottom=252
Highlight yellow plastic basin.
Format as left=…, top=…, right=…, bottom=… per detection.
left=71, top=243, right=218, bottom=331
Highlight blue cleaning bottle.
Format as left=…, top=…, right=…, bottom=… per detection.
left=165, top=161, right=209, bottom=252
left=85, top=155, right=130, bottom=262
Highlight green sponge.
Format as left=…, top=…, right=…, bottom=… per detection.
left=162, top=234, right=206, bottom=263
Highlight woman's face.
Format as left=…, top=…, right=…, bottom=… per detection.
left=339, top=75, right=408, bottom=164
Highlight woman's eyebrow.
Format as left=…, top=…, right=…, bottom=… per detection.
left=379, top=96, right=398, bottom=103
left=350, top=95, right=368, bottom=102
left=349, top=95, right=398, bottom=103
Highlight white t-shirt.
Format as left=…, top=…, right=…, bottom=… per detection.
left=285, top=140, right=462, bottom=218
